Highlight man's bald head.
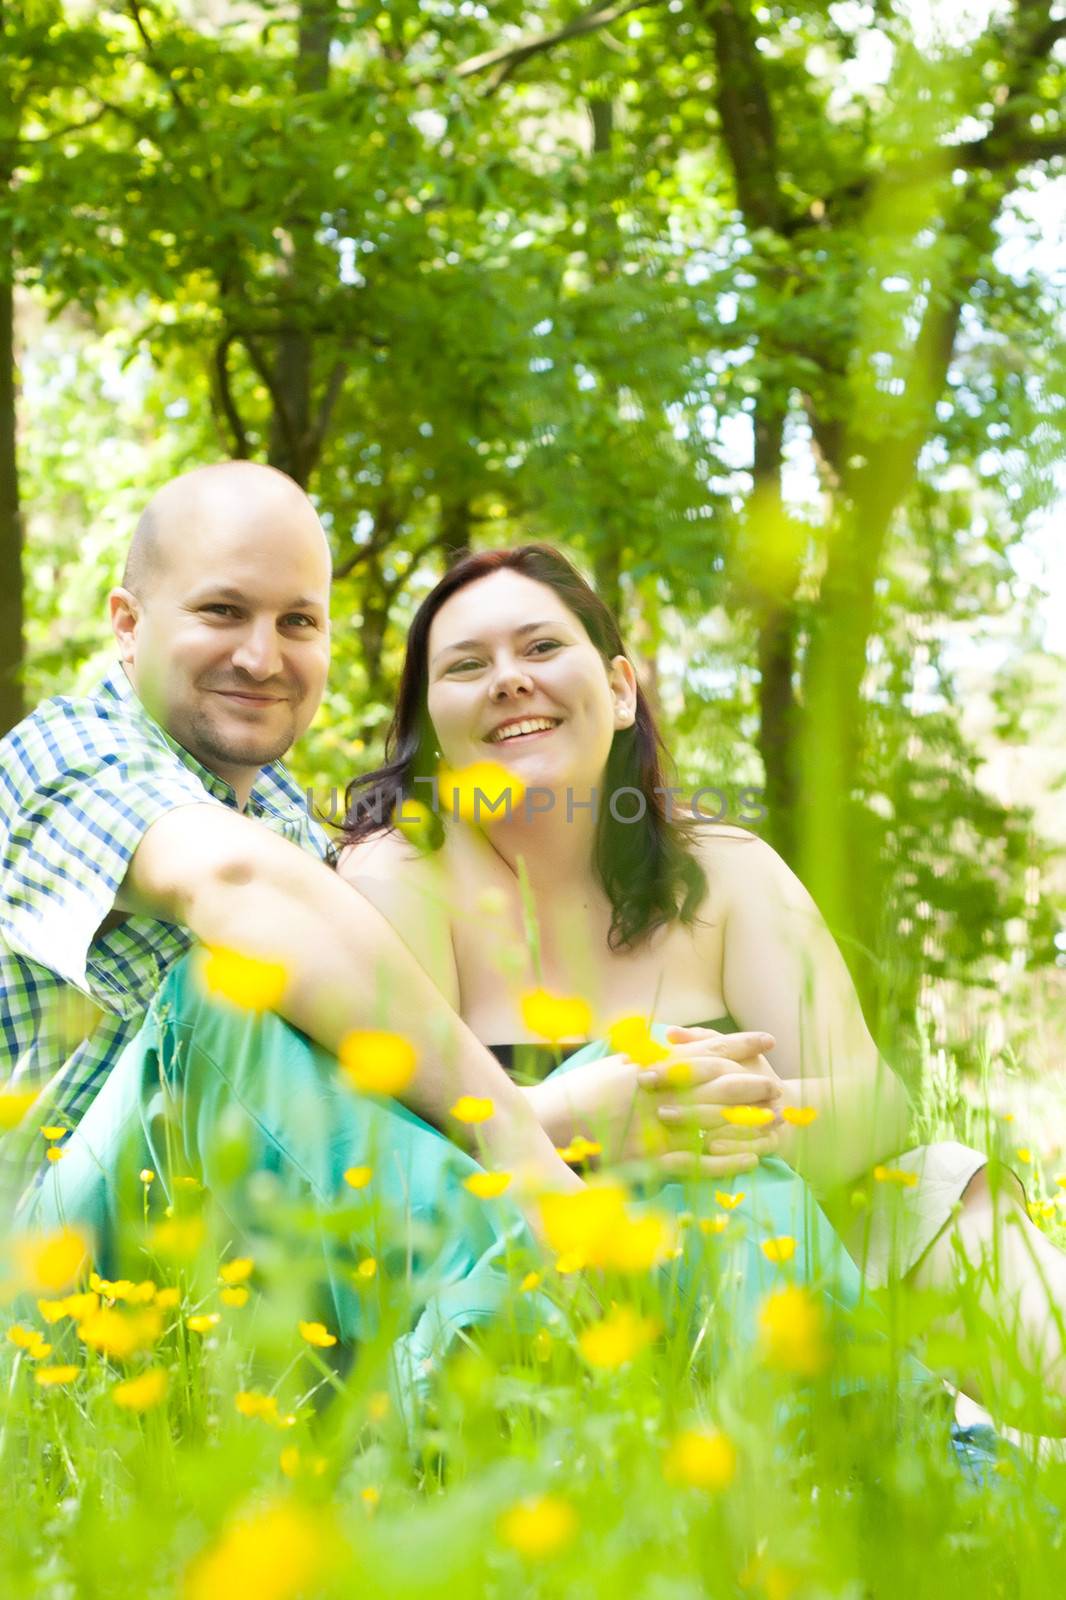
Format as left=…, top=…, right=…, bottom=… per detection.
left=111, top=460, right=333, bottom=805
left=123, top=461, right=330, bottom=597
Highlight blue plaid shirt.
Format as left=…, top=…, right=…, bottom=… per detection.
left=0, top=665, right=327, bottom=1171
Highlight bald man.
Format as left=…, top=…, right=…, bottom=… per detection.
left=0, top=463, right=576, bottom=1351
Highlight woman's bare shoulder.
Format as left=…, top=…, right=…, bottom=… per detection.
left=687, top=821, right=785, bottom=890
left=335, top=828, right=436, bottom=884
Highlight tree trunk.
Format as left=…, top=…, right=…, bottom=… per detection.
left=0, top=202, right=23, bottom=737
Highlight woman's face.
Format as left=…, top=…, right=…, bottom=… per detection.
left=425, top=569, right=637, bottom=796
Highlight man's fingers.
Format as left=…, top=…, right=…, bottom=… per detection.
left=665, top=1027, right=775, bottom=1059
left=656, top=1074, right=780, bottom=1114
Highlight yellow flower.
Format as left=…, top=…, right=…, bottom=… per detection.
left=519, top=1271, right=543, bottom=1293
left=361, top=1485, right=380, bottom=1511
left=555, top=1135, right=602, bottom=1163
left=45, top=1147, right=65, bottom=1163
left=37, top=1291, right=99, bottom=1325
left=781, top=1105, right=819, bottom=1127
left=578, top=1305, right=659, bottom=1369
left=236, top=1390, right=279, bottom=1422
left=392, top=796, right=436, bottom=849
left=700, top=1215, right=730, bottom=1235
left=355, top=1257, right=378, bottom=1281
left=7, top=1323, right=42, bottom=1350
left=34, top=1364, right=80, bottom=1387
left=497, top=1494, right=578, bottom=1559
left=438, top=759, right=526, bottom=825
left=720, top=1105, right=775, bottom=1129
left=298, top=1320, right=337, bottom=1349
left=14, top=1226, right=90, bottom=1293
left=605, top=1210, right=677, bottom=1273
left=463, top=1171, right=512, bottom=1199
left=714, top=1190, right=745, bottom=1211
left=872, top=1165, right=919, bottom=1188
left=40, top=1125, right=68, bottom=1141
left=1016, top=1147, right=1033, bottom=1165
left=112, top=1367, right=168, bottom=1411
left=90, top=1272, right=156, bottom=1304
left=520, top=988, right=593, bottom=1045
left=185, top=1313, right=221, bottom=1334
left=338, top=1030, right=417, bottom=1095
left=218, top=1257, right=254, bottom=1286
left=606, top=1016, right=670, bottom=1067
left=79, top=1306, right=164, bottom=1360
left=0, top=1088, right=37, bottom=1129
left=1056, top=1176, right=1066, bottom=1191
left=149, top=1216, right=206, bottom=1259
left=663, top=1426, right=737, bottom=1491
left=342, top=1165, right=373, bottom=1190
left=758, top=1285, right=829, bottom=1378
left=539, top=1181, right=628, bottom=1267
left=155, top=1287, right=181, bottom=1311
left=184, top=1499, right=341, bottom=1600
left=221, top=1287, right=250, bottom=1308
left=449, top=1095, right=495, bottom=1124
left=761, top=1235, right=797, bottom=1265
left=199, top=946, right=287, bottom=1012
left=139, top=1168, right=156, bottom=1184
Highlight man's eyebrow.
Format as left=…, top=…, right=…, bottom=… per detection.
left=431, top=621, right=563, bottom=666
left=188, top=585, right=325, bottom=611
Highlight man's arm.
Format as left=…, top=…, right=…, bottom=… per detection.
left=119, top=806, right=580, bottom=1193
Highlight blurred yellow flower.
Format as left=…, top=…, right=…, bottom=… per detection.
left=218, top=1257, right=254, bottom=1286
left=761, top=1235, right=797, bottom=1265
left=199, top=946, right=287, bottom=1012
left=1056, top=1176, right=1066, bottom=1191
left=35, top=1364, right=79, bottom=1386
left=0, top=1088, right=37, bottom=1129
left=660, top=1060, right=696, bottom=1089
left=449, top=1095, right=495, bottom=1124
left=155, top=1287, right=181, bottom=1311
left=139, top=1168, right=156, bottom=1184
left=8, top=1323, right=43, bottom=1350
left=338, top=1030, right=417, bottom=1096
left=185, top=1313, right=221, bottom=1335
left=355, top=1258, right=378, bottom=1281
left=236, top=1390, right=279, bottom=1422
left=342, top=1165, right=373, bottom=1189
left=758, top=1285, right=829, bottom=1377
left=149, top=1216, right=206, bottom=1259
left=79, top=1307, right=164, bottom=1360
left=714, top=1190, right=745, bottom=1211
left=361, top=1486, right=380, bottom=1512
left=720, top=1105, right=775, bottom=1129
left=781, top=1105, right=819, bottom=1127
left=14, top=1226, right=90, bottom=1293
left=40, top=1125, right=67, bottom=1141
left=1016, top=1147, right=1033, bottom=1165
left=605, top=1210, right=677, bottom=1273
left=519, top=1271, right=543, bottom=1293
left=555, top=1135, right=602, bottom=1163
left=606, top=1016, right=670, bottom=1067
left=872, top=1165, right=919, bottom=1188
left=520, top=988, right=593, bottom=1045
left=539, top=1182, right=628, bottom=1266
left=438, top=759, right=525, bottom=825
left=298, top=1320, right=337, bottom=1349
left=37, top=1291, right=99, bottom=1325
left=463, top=1171, right=512, bottom=1199
left=221, top=1287, right=250, bottom=1308
left=578, top=1306, right=659, bottom=1369
left=45, top=1147, right=65, bottom=1163
left=664, top=1426, right=737, bottom=1490
left=90, top=1273, right=157, bottom=1304
left=700, top=1216, right=730, bottom=1236
left=112, top=1367, right=168, bottom=1411
left=184, top=1498, right=341, bottom=1600
left=497, top=1494, right=577, bottom=1559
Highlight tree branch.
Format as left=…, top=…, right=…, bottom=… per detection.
left=454, top=0, right=658, bottom=91
left=211, top=334, right=251, bottom=459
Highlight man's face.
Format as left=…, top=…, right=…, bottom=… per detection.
left=115, top=499, right=331, bottom=799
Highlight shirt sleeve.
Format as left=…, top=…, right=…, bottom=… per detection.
left=0, top=705, right=226, bottom=1000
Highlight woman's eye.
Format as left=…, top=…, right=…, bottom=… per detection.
left=529, top=639, right=561, bottom=655
left=447, top=658, right=482, bottom=673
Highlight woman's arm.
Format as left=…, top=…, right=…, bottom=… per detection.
left=696, top=828, right=912, bottom=1191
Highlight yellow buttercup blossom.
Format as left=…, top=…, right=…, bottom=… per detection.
left=79, top=1307, right=164, bottom=1360
left=90, top=1273, right=156, bottom=1304
left=438, top=759, right=526, bottom=825
left=155, top=1287, right=181, bottom=1311
left=355, top=1258, right=378, bottom=1281
left=148, top=1216, right=206, bottom=1259
left=278, top=1447, right=328, bottom=1479
left=0, top=1088, right=37, bottom=1129
left=184, top=1498, right=342, bottom=1600
left=218, top=1257, right=254, bottom=1286
left=519, top=988, right=593, bottom=1045
left=660, top=1060, right=696, bottom=1089
left=1016, top=1147, right=1033, bottom=1165
left=578, top=1306, right=660, bottom=1370
left=449, top=1095, right=495, bottom=1124
left=700, top=1215, right=730, bottom=1236
left=497, top=1494, right=578, bottom=1559
left=139, top=1169, right=156, bottom=1184
left=14, top=1226, right=90, bottom=1293
left=37, top=1291, right=99, bottom=1325
left=221, top=1287, right=250, bottom=1308
left=555, top=1135, right=602, bottom=1163
left=236, top=1390, right=279, bottom=1422
left=112, top=1367, right=168, bottom=1411
left=199, top=946, right=287, bottom=1012
left=40, top=1125, right=68, bottom=1141
left=781, top=1105, right=819, bottom=1127
left=758, top=1285, right=829, bottom=1377
left=720, top=1105, right=775, bottom=1129
left=361, top=1486, right=380, bottom=1512
left=714, top=1190, right=745, bottom=1211
left=185, top=1313, right=221, bottom=1335
left=298, top=1320, right=337, bottom=1349
left=539, top=1182, right=628, bottom=1266
left=605, top=1210, right=677, bottom=1273
left=761, top=1235, right=797, bottom=1265
left=520, top=1271, right=543, bottom=1293
left=606, top=1016, right=670, bottom=1067
left=343, top=1165, right=373, bottom=1190
left=45, top=1147, right=65, bottom=1163
left=872, top=1165, right=919, bottom=1188
left=663, top=1426, right=738, bottom=1491
left=463, top=1171, right=512, bottom=1199
left=338, top=1030, right=417, bottom=1096
left=34, top=1364, right=80, bottom=1387
left=8, top=1324, right=43, bottom=1350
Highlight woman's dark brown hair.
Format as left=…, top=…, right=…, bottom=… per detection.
left=337, top=544, right=706, bottom=950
